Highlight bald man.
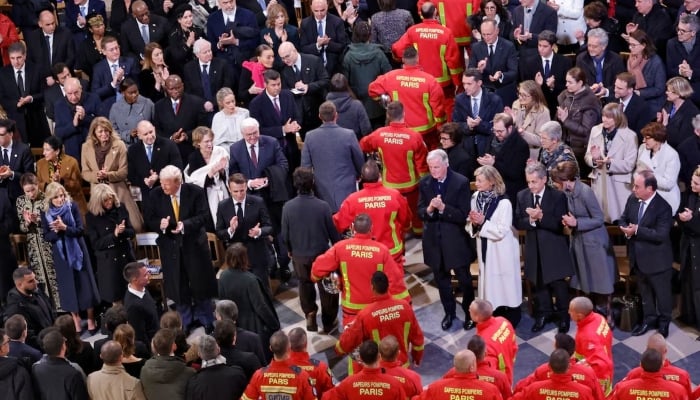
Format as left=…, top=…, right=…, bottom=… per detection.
left=621, top=334, right=692, bottom=398
left=512, top=349, right=595, bottom=400
left=610, top=349, right=687, bottom=400
left=417, top=350, right=502, bottom=400
left=299, top=0, right=349, bottom=74
left=469, top=299, right=518, bottom=384
left=53, top=77, right=101, bottom=162
left=127, top=120, right=183, bottom=198
left=568, top=296, right=613, bottom=396
left=379, top=335, right=423, bottom=399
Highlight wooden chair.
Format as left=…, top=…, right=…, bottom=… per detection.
left=10, top=234, right=29, bottom=267
left=134, top=232, right=167, bottom=309
left=518, top=230, right=534, bottom=315
left=207, top=232, right=225, bottom=269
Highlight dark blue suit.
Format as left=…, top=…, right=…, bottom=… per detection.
left=206, top=8, right=259, bottom=67
left=90, top=56, right=140, bottom=101
left=249, top=89, right=301, bottom=170
left=53, top=91, right=101, bottom=163
left=510, top=1, right=558, bottom=55
left=0, top=141, right=34, bottom=203
left=452, top=90, right=504, bottom=155
left=65, top=0, right=108, bottom=46
left=299, top=14, right=349, bottom=74
left=468, top=38, right=519, bottom=106
left=228, top=135, right=288, bottom=179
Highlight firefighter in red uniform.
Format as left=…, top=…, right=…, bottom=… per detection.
left=417, top=349, right=503, bottom=400
left=242, top=331, right=316, bottom=400
left=378, top=335, right=423, bottom=399
left=417, top=0, right=480, bottom=49
left=288, top=327, right=336, bottom=400
left=512, top=349, right=596, bottom=400
left=513, top=333, right=604, bottom=400
left=568, top=297, right=614, bottom=396
left=311, top=214, right=410, bottom=326
left=334, top=160, right=412, bottom=264
left=368, top=47, right=446, bottom=150
left=359, top=102, right=429, bottom=236
left=610, top=349, right=688, bottom=400
left=392, top=2, right=463, bottom=127
left=469, top=299, right=518, bottom=385
left=443, top=335, right=512, bottom=400
left=622, top=334, right=693, bottom=399
left=335, top=271, right=424, bottom=367
left=322, top=340, right=406, bottom=400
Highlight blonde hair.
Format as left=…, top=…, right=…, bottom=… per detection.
left=87, top=183, right=121, bottom=215
left=113, top=324, right=137, bottom=357
left=88, top=117, right=121, bottom=146
left=474, top=165, right=506, bottom=195
left=43, top=182, right=72, bottom=209
left=192, top=126, right=214, bottom=149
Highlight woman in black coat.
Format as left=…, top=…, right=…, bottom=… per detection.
left=439, top=122, right=476, bottom=180
left=165, top=4, right=206, bottom=76
left=659, top=77, right=700, bottom=149
left=678, top=166, right=700, bottom=334
left=85, top=184, right=135, bottom=305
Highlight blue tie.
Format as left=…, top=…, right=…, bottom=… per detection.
left=317, top=20, right=323, bottom=36
left=637, top=201, right=645, bottom=222
left=594, top=57, right=603, bottom=84
left=201, top=65, right=212, bottom=101
left=146, top=145, right=153, bottom=163
left=544, top=59, right=551, bottom=78
left=472, top=98, right=479, bottom=117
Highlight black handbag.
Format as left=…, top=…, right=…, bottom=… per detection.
left=613, top=295, right=641, bottom=332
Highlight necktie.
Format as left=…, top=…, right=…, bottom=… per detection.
left=620, top=98, right=626, bottom=112
left=171, top=196, right=180, bottom=221
left=488, top=44, right=494, bottom=57
left=256, top=0, right=266, bottom=11
left=146, top=144, right=153, bottom=162
left=250, top=145, right=258, bottom=167
left=472, top=98, right=479, bottom=117
left=594, top=57, right=603, bottom=84
left=293, top=64, right=301, bottom=80
left=45, top=35, right=52, bottom=64
left=80, top=5, right=87, bottom=16
left=201, top=64, right=212, bottom=101
left=544, top=59, right=550, bottom=78
left=236, top=202, right=244, bottom=220
left=2, top=149, right=8, bottom=166
left=317, top=20, right=323, bottom=37
left=669, top=104, right=677, bottom=119
left=534, top=194, right=541, bottom=207
left=273, top=97, right=280, bottom=115
left=172, top=101, right=179, bottom=114
left=16, top=70, right=24, bottom=95
left=637, top=200, right=645, bottom=222
left=141, top=24, right=149, bottom=43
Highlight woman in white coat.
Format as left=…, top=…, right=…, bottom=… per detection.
left=585, top=103, right=638, bottom=223
left=467, top=165, right=522, bottom=326
left=636, top=122, right=681, bottom=214
left=546, top=0, right=586, bottom=54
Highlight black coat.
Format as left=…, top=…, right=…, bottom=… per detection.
left=0, top=62, right=50, bottom=146
left=484, top=131, right=529, bottom=204
left=219, top=345, right=262, bottom=379
left=666, top=37, right=700, bottom=104
left=2, top=288, right=54, bottom=349
left=621, top=94, right=654, bottom=141
left=678, top=135, right=700, bottom=188
left=575, top=50, right=625, bottom=91
left=127, top=136, right=183, bottom=197
left=299, top=14, right=349, bottom=74
left=519, top=52, right=571, bottom=117
left=86, top=204, right=136, bottom=303
left=0, top=356, right=33, bottom=400
left=445, top=141, right=476, bottom=180
left=418, top=169, right=474, bottom=269
left=0, top=141, right=34, bottom=203
left=234, top=328, right=266, bottom=365
left=119, top=14, right=170, bottom=59
left=143, top=183, right=217, bottom=303
left=32, top=356, right=89, bottom=400
left=515, top=186, right=574, bottom=283
left=153, top=93, right=208, bottom=161
left=280, top=53, right=329, bottom=131
left=664, top=100, right=700, bottom=149
left=185, top=364, right=247, bottom=400
left=25, top=27, right=76, bottom=79
left=619, top=193, right=673, bottom=275
left=510, top=2, right=558, bottom=54
left=631, top=4, right=674, bottom=57
left=182, top=57, right=234, bottom=104
left=217, top=268, right=280, bottom=336
left=680, top=193, right=700, bottom=289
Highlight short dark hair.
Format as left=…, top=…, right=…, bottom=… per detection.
left=319, top=101, right=337, bottom=122
left=352, top=21, right=371, bottom=43
left=213, top=319, right=237, bottom=346
left=554, top=333, right=576, bottom=356
left=44, top=135, right=63, bottom=152
left=20, top=172, right=38, bottom=187
left=123, top=261, right=146, bottom=282
left=8, top=41, right=26, bottom=55
left=102, top=305, right=128, bottom=333
left=467, top=335, right=486, bottom=360
left=263, top=69, right=281, bottom=83
left=640, top=348, right=663, bottom=372
left=4, top=314, right=27, bottom=340
left=51, top=63, right=70, bottom=79
left=229, top=173, right=247, bottom=186
left=152, top=328, right=176, bottom=356
left=371, top=271, right=389, bottom=294
left=100, top=35, right=119, bottom=50
left=269, top=330, right=289, bottom=357
left=293, top=167, right=315, bottom=194
left=288, top=327, right=307, bottom=352
left=361, top=160, right=380, bottom=183
left=42, top=329, right=65, bottom=357
left=464, top=68, right=483, bottom=82
left=538, top=30, right=557, bottom=45
left=119, top=77, right=138, bottom=93
left=12, top=267, right=33, bottom=283
left=353, top=214, right=372, bottom=234
left=640, top=122, right=667, bottom=143
left=583, top=1, right=607, bottom=21
left=636, top=169, right=658, bottom=191
left=549, top=348, right=570, bottom=374
left=616, top=72, right=636, bottom=89
left=386, top=101, right=404, bottom=122
left=402, top=47, right=418, bottom=62
left=0, top=119, right=16, bottom=135
left=359, top=340, right=379, bottom=364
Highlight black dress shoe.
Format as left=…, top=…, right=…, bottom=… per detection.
left=463, top=319, right=476, bottom=330
left=630, top=323, right=650, bottom=336
left=657, top=323, right=669, bottom=338
left=557, top=319, right=570, bottom=333
left=441, top=314, right=456, bottom=331
left=531, top=315, right=547, bottom=333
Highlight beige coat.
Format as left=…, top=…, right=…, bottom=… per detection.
left=36, top=155, right=89, bottom=219
left=511, top=100, right=551, bottom=160
left=87, top=365, right=146, bottom=400
left=584, top=125, right=638, bottom=223
left=81, top=139, right=144, bottom=232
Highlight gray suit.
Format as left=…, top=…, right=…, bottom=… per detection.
left=108, top=95, right=155, bottom=144
left=301, top=122, right=364, bottom=212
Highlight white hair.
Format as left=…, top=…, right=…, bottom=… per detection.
left=159, top=165, right=183, bottom=182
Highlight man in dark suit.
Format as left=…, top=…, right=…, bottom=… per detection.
left=0, top=119, right=34, bottom=204
left=236, top=0, right=266, bottom=27
left=519, top=30, right=571, bottom=118
left=666, top=14, right=700, bottom=105
left=153, top=75, right=208, bottom=162
left=0, top=42, right=51, bottom=147
left=143, top=165, right=218, bottom=331
left=453, top=68, right=504, bottom=156
left=43, top=63, right=88, bottom=122
left=214, top=299, right=266, bottom=365
left=229, top=117, right=290, bottom=279
left=65, top=0, right=108, bottom=46
left=216, top=173, right=275, bottom=287
left=510, top=0, right=558, bottom=56
left=119, top=0, right=169, bottom=59
left=25, top=9, right=76, bottom=81
left=53, top=78, right=100, bottom=162
left=122, top=261, right=159, bottom=345
left=626, top=0, right=673, bottom=58
left=619, top=170, right=674, bottom=337
left=612, top=72, right=654, bottom=140
left=468, top=19, right=519, bottom=106
left=91, top=36, right=140, bottom=102
left=299, top=0, right=350, bottom=74
left=278, top=42, right=329, bottom=134
left=514, top=162, right=574, bottom=333
left=249, top=69, right=302, bottom=170
left=478, top=113, right=529, bottom=204
left=127, top=120, right=183, bottom=199
left=206, top=0, right=259, bottom=84
left=182, top=38, right=234, bottom=114
left=575, top=28, right=625, bottom=100
left=418, top=149, right=475, bottom=331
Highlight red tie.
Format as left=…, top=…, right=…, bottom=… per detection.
left=250, top=145, right=258, bottom=167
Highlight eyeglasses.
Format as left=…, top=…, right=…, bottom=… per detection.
left=439, top=136, right=451, bottom=141
left=677, top=28, right=693, bottom=34
left=518, top=92, right=531, bottom=98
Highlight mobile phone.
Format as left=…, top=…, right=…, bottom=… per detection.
left=345, top=0, right=354, bottom=8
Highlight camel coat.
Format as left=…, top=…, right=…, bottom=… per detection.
left=36, top=155, right=88, bottom=220
left=81, top=139, right=144, bottom=232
